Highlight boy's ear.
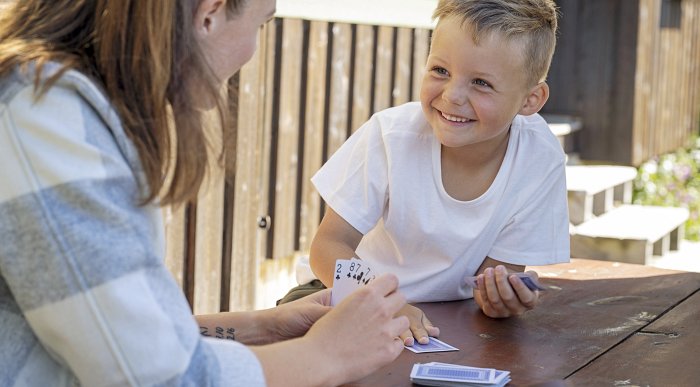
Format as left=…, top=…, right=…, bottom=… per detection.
left=519, top=82, right=549, bottom=116
left=195, top=0, right=225, bottom=37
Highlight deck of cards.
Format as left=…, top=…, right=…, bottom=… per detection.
left=331, top=257, right=377, bottom=306
left=464, top=271, right=547, bottom=291
left=410, top=362, right=511, bottom=386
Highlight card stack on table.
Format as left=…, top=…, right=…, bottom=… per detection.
left=410, top=362, right=511, bottom=386
left=331, top=257, right=377, bottom=306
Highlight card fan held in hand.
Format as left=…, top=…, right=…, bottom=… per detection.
left=331, top=258, right=377, bottom=306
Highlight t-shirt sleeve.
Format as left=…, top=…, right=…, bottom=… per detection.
left=0, top=78, right=265, bottom=386
left=488, top=159, right=570, bottom=266
left=311, top=115, right=389, bottom=234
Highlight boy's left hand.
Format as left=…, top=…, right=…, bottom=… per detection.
left=396, top=304, right=440, bottom=346
left=473, top=265, right=539, bottom=318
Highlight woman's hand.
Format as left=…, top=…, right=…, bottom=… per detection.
left=269, top=288, right=333, bottom=341
left=302, top=273, right=409, bottom=385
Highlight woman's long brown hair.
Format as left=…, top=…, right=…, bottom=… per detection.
left=0, top=0, right=245, bottom=206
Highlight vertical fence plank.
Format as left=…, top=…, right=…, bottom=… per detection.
left=327, top=23, right=353, bottom=157
left=689, top=1, right=700, bottom=143
left=257, top=19, right=277, bottom=262
left=413, top=29, right=431, bottom=102
left=633, top=0, right=656, bottom=165
left=682, top=1, right=700, bottom=147
left=251, top=20, right=281, bottom=308
left=393, top=27, right=413, bottom=106
left=373, top=25, right=395, bottom=112
left=351, top=24, right=376, bottom=132
left=299, top=21, right=329, bottom=253
left=227, top=20, right=274, bottom=311
left=163, top=206, right=185, bottom=289
left=272, top=18, right=305, bottom=260
left=191, top=114, right=225, bottom=315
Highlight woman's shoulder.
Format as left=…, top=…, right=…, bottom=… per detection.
left=1, top=62, right=110, bottom=114
left=1, top=62, right=144, bottom=183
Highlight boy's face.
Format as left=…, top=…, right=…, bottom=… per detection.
left=420, top=16, right=534, bottom=150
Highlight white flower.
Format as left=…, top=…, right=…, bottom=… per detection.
left=642, top=161, right=657, bottom=175
left=645, top=182, right=657, bottom=194
left=661, top=158, right=674, bottom=172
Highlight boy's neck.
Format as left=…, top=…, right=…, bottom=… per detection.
left=439, top=127, right=511, bottom=201
left=441, top=126, right=511, bottom=168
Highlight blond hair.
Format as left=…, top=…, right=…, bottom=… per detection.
left=0, top=0, right=247, bottom=206
left=433, top=0, right=558, bottom=86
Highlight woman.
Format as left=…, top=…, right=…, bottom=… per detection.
left=0, top=0, right=409, bottom=386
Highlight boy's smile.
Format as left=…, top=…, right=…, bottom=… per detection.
left=420, top=16, right=537, bottom=154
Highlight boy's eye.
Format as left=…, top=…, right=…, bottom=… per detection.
left=473, top=78, right=490, bottom=88
left=431, top=66, right=449, bottom=76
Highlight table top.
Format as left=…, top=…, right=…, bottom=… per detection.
left=345, top=259, right=700, bottom=386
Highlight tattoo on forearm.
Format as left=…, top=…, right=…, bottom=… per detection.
left=200, top=326, right=235, bottom=341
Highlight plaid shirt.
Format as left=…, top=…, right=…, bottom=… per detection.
left=0, top=64, right=264, bottom=386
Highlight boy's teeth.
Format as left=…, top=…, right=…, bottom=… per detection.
left=442, top=112, right=469, bottom=122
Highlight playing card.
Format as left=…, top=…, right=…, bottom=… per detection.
left=331, top=259, right=353, bottom=306
left=516, top=272, right=547, bottom=291
left=348, top=257, right=375, bottom=285
left=404, top=337, right=459, bottom=353
left=330, top=258, right=377, bottom=306
left=464, top=271, right=547, bottom=291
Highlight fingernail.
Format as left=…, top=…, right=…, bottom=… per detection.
left=404, top=337, right=414, bottom=346
left=419, top=336, right=429, bottom=345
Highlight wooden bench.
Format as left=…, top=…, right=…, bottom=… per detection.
left=543, top=114, right=582, bottom=156
left=566, top=165, right=638, bottom=225
left=570, top=204, right=689, bottom=265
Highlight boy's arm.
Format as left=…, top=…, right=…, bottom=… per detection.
left=472, top=257, right=539, bottom=318
left=310, top=207, right=363, bottom=287
left=310, top=208, right=440, bottom=347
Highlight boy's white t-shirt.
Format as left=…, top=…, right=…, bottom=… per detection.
left=311, top=102, right=570, bottom=302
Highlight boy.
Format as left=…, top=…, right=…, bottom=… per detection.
left=308, top=0, right=569, bottom=345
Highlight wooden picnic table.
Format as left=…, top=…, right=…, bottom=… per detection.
left=344, top=258, right=700, bottom=386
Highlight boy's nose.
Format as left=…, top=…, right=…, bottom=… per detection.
left=442, top=83, right=468, bottom=105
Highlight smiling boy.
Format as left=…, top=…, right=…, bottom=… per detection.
left=307, top=0, right=569, bottom=346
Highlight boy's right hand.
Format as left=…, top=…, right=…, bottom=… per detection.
left=397, top=304, right=440, bottom=346
left=305, top=273, right=409, bottom=385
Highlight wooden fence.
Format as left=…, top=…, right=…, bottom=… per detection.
left=543, top=0, right=700, bottom=165
left=165, top=15, right=433, bottom=314
left=633, top=0, right=700, bottom=165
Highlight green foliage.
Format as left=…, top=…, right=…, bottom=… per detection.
left=633, top=137, right=700, bottom=241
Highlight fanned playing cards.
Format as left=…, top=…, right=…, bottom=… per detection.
left=330, top=257, right=377, bottom=306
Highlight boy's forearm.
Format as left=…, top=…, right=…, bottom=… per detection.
left=309, top=240, right=356, bottom=287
